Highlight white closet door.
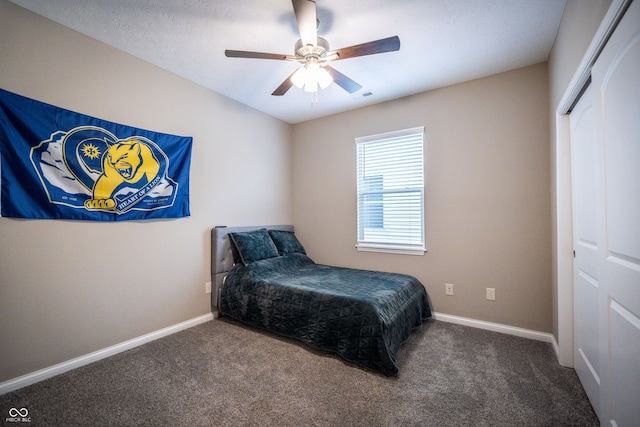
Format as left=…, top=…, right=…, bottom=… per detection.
left=592, top=1, right=640, bottom=425
left=570, top=82, right=602, bottom=419
left=571, top=1, right=640, bottom=425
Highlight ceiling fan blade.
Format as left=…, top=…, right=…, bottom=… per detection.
left=331, top=35, right=400, bottom=60
left=225, top=50, right=294, bottom=61
left=271, top=70, right=298, bottom=96
left=292, top=0, right=317, bottom=47
left=324, top=65, right=362, bottom=94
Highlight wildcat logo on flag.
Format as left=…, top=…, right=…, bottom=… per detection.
left=0, top=89, right=191, bottom=221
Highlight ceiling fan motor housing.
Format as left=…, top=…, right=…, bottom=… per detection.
left=295, top=37, right=330, bottom=61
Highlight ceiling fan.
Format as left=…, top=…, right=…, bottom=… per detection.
left=225, top=0, right=400, bottom=97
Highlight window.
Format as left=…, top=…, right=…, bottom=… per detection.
left=356, top=126, right=425, bottom=255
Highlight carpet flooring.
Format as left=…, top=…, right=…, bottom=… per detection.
left=1, top=318, right=598, bottom=426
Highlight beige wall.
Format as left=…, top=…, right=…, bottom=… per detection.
left=547, top=0, right=612, bottom=349
left=292, top=63, right=551, bottom=333
left=0, top=0, right=292, bottom=383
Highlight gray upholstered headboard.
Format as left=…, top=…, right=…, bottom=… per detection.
left=211, top=225, right=293, bottom=311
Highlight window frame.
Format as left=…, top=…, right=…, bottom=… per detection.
left=355, top=126, right=426, bottom=256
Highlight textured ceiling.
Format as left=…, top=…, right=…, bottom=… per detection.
left=9, top=0, right=567, bottom=124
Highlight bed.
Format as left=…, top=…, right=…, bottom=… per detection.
left=211, top=225, right=431, bottom=376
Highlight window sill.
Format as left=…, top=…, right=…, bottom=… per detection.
left=356, top=244, right=426, bottom=256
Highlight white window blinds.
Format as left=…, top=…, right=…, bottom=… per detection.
left=356, top=126, right=425, bottom=255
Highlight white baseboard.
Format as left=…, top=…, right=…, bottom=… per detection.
left=0, top=313, right=214, bottom=396
left=433, top=312, right=554, bottom=343
left=550, top=334, right=560, bottom=360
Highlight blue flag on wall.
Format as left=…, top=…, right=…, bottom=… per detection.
left=0, top=89, right=192, bottom=221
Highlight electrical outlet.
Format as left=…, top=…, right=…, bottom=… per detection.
left=486, top=287, right=496, bottom=301
left=445, top=283, right=454, bottom=296
left=205, top=281, right=212, bottom=294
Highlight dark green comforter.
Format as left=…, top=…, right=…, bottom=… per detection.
left=220, top=253, right=431, bottom=376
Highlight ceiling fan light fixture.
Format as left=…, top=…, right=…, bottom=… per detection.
left=306, top=61, right=321, bottom=85
left=293, top=60, right=333, bottom=93
left=291, top=67, right=308, bottom=89
left=317, top=67, right=333, bottom=89
left=303, top=79, right=318, bottom=93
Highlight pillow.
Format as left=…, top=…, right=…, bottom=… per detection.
left=229, top=229, right=279, bottom=265
left=268, top=229, right=306, bottom=255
